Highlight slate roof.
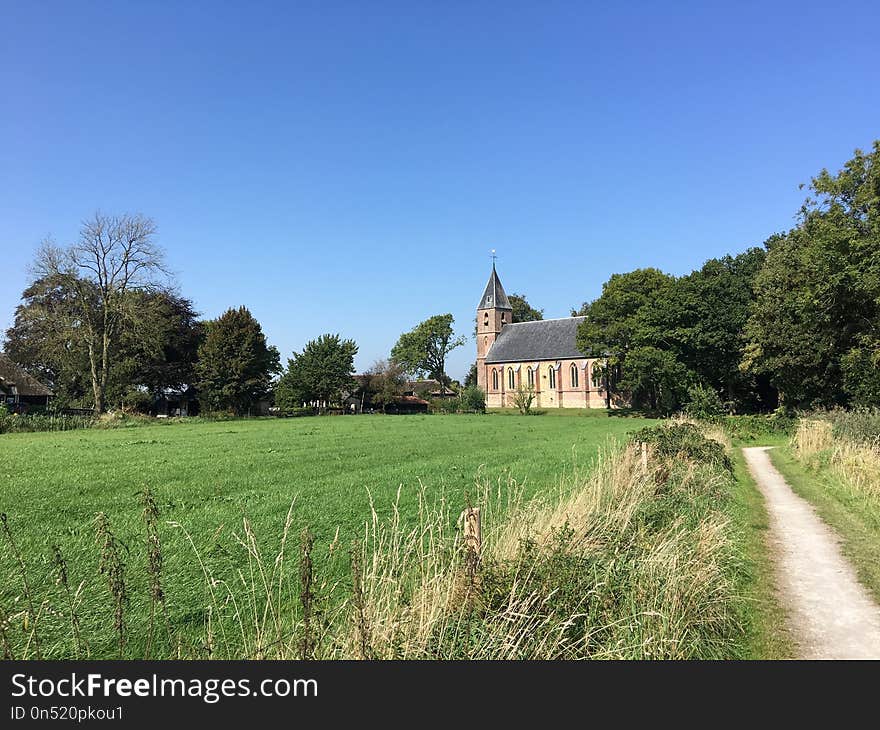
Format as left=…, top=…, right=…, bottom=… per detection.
left=0, top=354, right=54, bottom=397
left=477, top=265, right=512, bottom=310
left=484, top=317, right=587, bottom=364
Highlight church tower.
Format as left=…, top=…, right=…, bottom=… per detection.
left=476, top=263, right=512, bottom=392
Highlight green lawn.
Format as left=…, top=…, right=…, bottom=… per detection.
left=0, top=412, right=654, bottom=657
left=728, top=443, right=795, bottom=659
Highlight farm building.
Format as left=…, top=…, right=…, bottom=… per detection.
left=0, top=353, right=54, bottom=410
left=153, top=386, right=200, bottom=417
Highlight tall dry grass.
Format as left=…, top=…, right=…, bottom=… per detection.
left=305, top=437, right=740, bottom=659
left=793, top=419, right=880, bottom=497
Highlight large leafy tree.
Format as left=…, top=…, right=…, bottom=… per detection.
left=122, top=290, right=203, bottom=397
left=646, top=248, right=773, bottom=410
left=508, top=293, right=544, bottom=323
left=4, top=277, right=201, bottom=409
left=3, top=274, right=92, bottom=405
left=391, top=314, right=465, bottom=395
left=743, top=142, right=880, bottom=407
left=575, top=253, right=775, bottom=412
left=32, top=212, right=168, bottom=412
left=352, top=359, right=406, bottom=413
left=574, top=268, right=676, bottom=408
left=620, top=345, right=691, bottom=415
left=196, top=307, right=280, bottom=415
left=574, top=268, right=673, bottom=354
left=276, top=334, right=358, bottom=411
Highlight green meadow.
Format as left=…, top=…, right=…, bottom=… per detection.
left=0, top=412, right=654, bottom=657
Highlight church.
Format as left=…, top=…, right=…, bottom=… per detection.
left=475, top=265, right=613, bottom=409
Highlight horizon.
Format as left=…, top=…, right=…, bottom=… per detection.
left=2, top=2, right=878, bottom=380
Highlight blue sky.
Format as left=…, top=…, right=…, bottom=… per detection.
left=1, top=1, right=878, bottom=380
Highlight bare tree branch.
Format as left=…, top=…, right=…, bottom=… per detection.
left=33, top=212, right=169, bottom=412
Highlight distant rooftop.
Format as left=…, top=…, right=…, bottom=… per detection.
left=0, top=354, right=54, bottom=397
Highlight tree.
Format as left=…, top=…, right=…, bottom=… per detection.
left=574, top=252, right=776, bottom=413
left=620, top=346, right=692, bottom=415
left=508, top=293, right=544, bottom=323
left=112, top=290, right=203, bottom=403
left=276, top=334, right=358, bottom=412
left=32, top=212, right=168, bottom=412
left=574, top=268, right=673, bottom=352
left=391, top=314, right=465, bottom=395
left=354, top=358, right=406, bottom=413
left=645, top=248, right=773, bottom=411
left=683, top=383, right=726, bottom=419
left=575, top=268, right=675, bottom=406
left=461, top=385, right=486, bottom=413
left=5, top=278, right=202, bottom=411
left=196, top=307, right=280, bottom=414
left=743, top=142, right=880, bottom=407
left=463, top=362, right=478, bottom=388
left=3, top=274, right=93, bottom=406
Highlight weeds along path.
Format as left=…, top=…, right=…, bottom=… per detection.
left=743, top=446, right=880, bottom=659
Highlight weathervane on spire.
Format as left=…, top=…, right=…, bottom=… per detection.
left=490, top=248, right=497, bottom=265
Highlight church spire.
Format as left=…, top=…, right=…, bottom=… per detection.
left=477, top=263, right=512, bottom=311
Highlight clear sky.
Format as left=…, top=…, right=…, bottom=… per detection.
left=2, top=1, right=878, bottom=380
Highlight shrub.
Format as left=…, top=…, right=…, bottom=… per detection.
left=278, top=407, right=319, bottom=418
left=512, top=385, right=537, bottom=415
left=720, top=412, right=796, bottom=442
left=630, top=422, right=733, bottom=474
left=119, top=388, right=153, bottom=414
left=683, top=384, right=726, bottom=419
left=461, top=386, right=486, bottom=414
left=0, top=410, right=96, bottom=434
left=429, top=398, right=460, bottom=414
left=825, top=408, right=880, bottom=446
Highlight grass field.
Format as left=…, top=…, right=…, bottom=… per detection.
left=1, top=412, right=656, bottom=658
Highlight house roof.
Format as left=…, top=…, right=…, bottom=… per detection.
left=0, top=354, right=54, bottom=397
left=399, top=395, right=430, bottom=405
left=484, top=317, right=587, bottom=364
left=477, top=265, right=512, bottom=311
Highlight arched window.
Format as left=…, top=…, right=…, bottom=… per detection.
left=508, top=368, right=515, bottom=389
left=591, top=364, right=603, bottom=388
left=549, top=367, right=556, bottom=389
left=492, top=369, right=498, bottom=390
left=571, top=364, right=579, bottom=388
left=527, top=366, right=534, bottom=388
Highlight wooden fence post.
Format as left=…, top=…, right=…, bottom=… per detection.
left=461, top=507, right=482, bottom=559
left=640, top=441, right=648, bottom=471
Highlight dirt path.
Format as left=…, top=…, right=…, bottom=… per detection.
left=743, top=446, right=880, bottom=659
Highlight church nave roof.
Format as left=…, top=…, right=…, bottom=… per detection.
left=484, top=316, right=587, bottom=364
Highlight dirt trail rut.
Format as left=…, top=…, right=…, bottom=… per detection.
left=743, top=446, right=880, bottom=659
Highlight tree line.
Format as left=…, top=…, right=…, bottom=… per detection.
left=3, top=217, right=470, bottom=415
left=7, top=142, right=875, bottom=417
left=574, top=141, right=880, bottom=414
